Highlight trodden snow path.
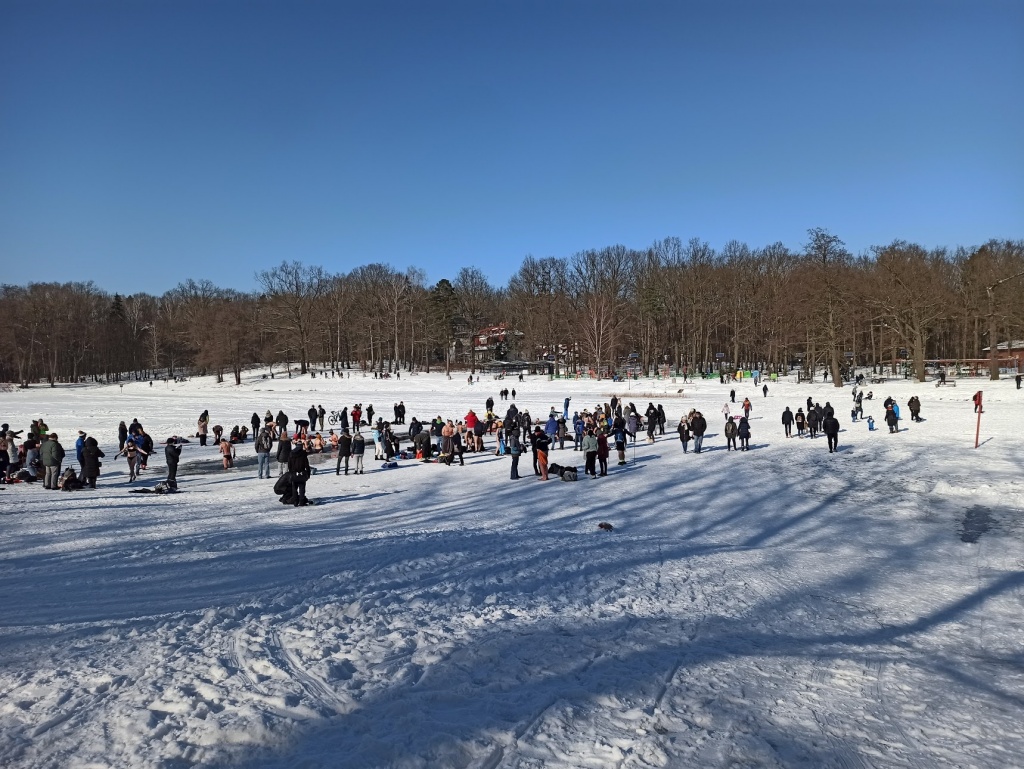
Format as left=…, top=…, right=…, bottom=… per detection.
left=0, top=371, right=1022, bottom=768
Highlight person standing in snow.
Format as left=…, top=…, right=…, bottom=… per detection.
left=165, top=437, right=182, bottom=485
left=690, top=412, right=707, bottom=454
left=80, top=437, right=104, bottom=488
left=508, top=429, right=522, bottom=479
left=219, top=437, right=235, bottom=469
left=533, top=427, right=550, bottom=480
left=742, top=397, right=752, bottom=419
left=317, top=405, right=326, bottom=431
left=885, top=404, right=899, bottom=433
left=677, top=417, right=691, bottom=453
left=197, top=410, right=209, bottom=447
left=724, top=416, right=738, bottom=451
left=582, top=429, right=599, bottom=476
left=255, top=427, right=274, bottom=479
left=823, top=413, right=841, bottom=453
left=794, top=408, right=807, bottom=437
left=335, top=430, right=352, bottom=475
left=275, top=431, right=292, bottom=476
left=250, top=413, right=261, bottom=439
left=596, top=431, right=609, bottom=476
left=115, top=440, right=146, bottom=482
left=351, top=430, right=366, bottom=474
left=737, top=416, right=751, bottom=451
left=40, top=433, right=66, bottom=490
left=75, top=431, right=87, bottom=468
left=763, top=383, right=769, bottom=398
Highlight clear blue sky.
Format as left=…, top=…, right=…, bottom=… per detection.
left=2, top=0, right=1022, bottom=296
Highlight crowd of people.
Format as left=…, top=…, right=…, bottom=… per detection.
left=0, top=377, right=943, bottom=496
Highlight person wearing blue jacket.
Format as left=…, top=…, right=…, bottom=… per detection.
left=544, top=414, right=558, bottom=449
left=75, top=431, right=87, bottom=466
left=573, top=414, right=585, bottom=450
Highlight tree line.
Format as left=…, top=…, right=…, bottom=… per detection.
left=2, top=231, right=1022, bottom=387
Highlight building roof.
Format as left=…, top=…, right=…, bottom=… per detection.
left=981, top=340, right=1024, bottom=352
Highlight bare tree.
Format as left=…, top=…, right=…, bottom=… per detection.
left=256, top=261, right=328, bottom=373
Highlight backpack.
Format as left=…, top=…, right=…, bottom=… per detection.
left=59, top=468, right=82, bottom=491
left=561, top=467, right=578, bottom=482
left=256, top=433, right=272, bottom=452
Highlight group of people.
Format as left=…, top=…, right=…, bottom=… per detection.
left=0, top=372, right=948, bottom=495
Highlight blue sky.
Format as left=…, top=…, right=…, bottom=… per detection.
left=1, top=0, right=1021, bottom=296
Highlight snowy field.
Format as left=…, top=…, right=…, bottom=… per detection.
left=1, top=369, right=1022, bottom=769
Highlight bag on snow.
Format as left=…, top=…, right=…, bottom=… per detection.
left=560, top=467, right=578, bottom=482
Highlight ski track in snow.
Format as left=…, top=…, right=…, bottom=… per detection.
left=1, top=372, right=1023, bottom=768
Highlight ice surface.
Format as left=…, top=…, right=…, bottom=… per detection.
left=1, top=371, right=1021, bottom=768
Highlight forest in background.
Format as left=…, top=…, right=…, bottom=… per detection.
left=2, top=231, right=1022, bottom=387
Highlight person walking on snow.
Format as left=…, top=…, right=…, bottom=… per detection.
left=823, top=413, right=841, bottom=452
left=782, top=407, right=794, bottom=437
left=677, top=418, right=691, bottom=453
left=724, top=416, right=738, bottom=451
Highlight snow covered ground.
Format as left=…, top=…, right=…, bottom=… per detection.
left=1, top=370, right=1022, bottom=769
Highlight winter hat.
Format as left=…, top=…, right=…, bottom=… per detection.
left=78, top=430, right=86, bottom=436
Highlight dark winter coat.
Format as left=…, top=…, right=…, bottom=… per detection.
left=287, top=448, right=311, bottom=480
left=724, top=420, right=738, bottom=439
left=255, top=430, right=274, bottom=454
left=81, top=439, right=104, bottom=476
left=337, top=434, right=352, bottom=456
left=822, top=416, right=840, bottom=436
left=276, top=437, right=292, bottom=463
left=351, top=434, right=366, bottom=455
left=413, top=431, right=431, bottom=456
left=690, top=415, right=707, bottom=436
left=737, top=418, right=750, bottom=439
left=677, top=422, right=690, bottom=441
left=165, top=443, right=182, bottom=467
left=781, top=409, right=793, bottom=425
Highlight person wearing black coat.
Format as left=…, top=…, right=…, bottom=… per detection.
left=164, top=438, right=182, bottom=484
left=807, top=409, right=820, bottom=438
left=781, top=407, right=794, bottom=437
left=117, top=421, right=129, bottom=452
left=250, top=413, right=261, bottom=438
left=286, top=442, right=311, bottom=506
left=308, top=405, right=318, bottom=430
left=81, top=437, right=105, bottom=488
left=657, top=405, right=666, bottom=435
left=724, top=417, right=738, bottom=451
left=413, top=430, right=432, bottom=460
left=676, top=419, right=691, bottom=453
left=737, top=416, right=751, bottom=451
left=822, top=415, right=841, bottom=452
left=275, top=434, right=292, bottom=476
left=335, top=431, right=352, bottom=475
left=690, top=412, right=707, bottom=453
left=276, top=410, right=289, bottom=436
